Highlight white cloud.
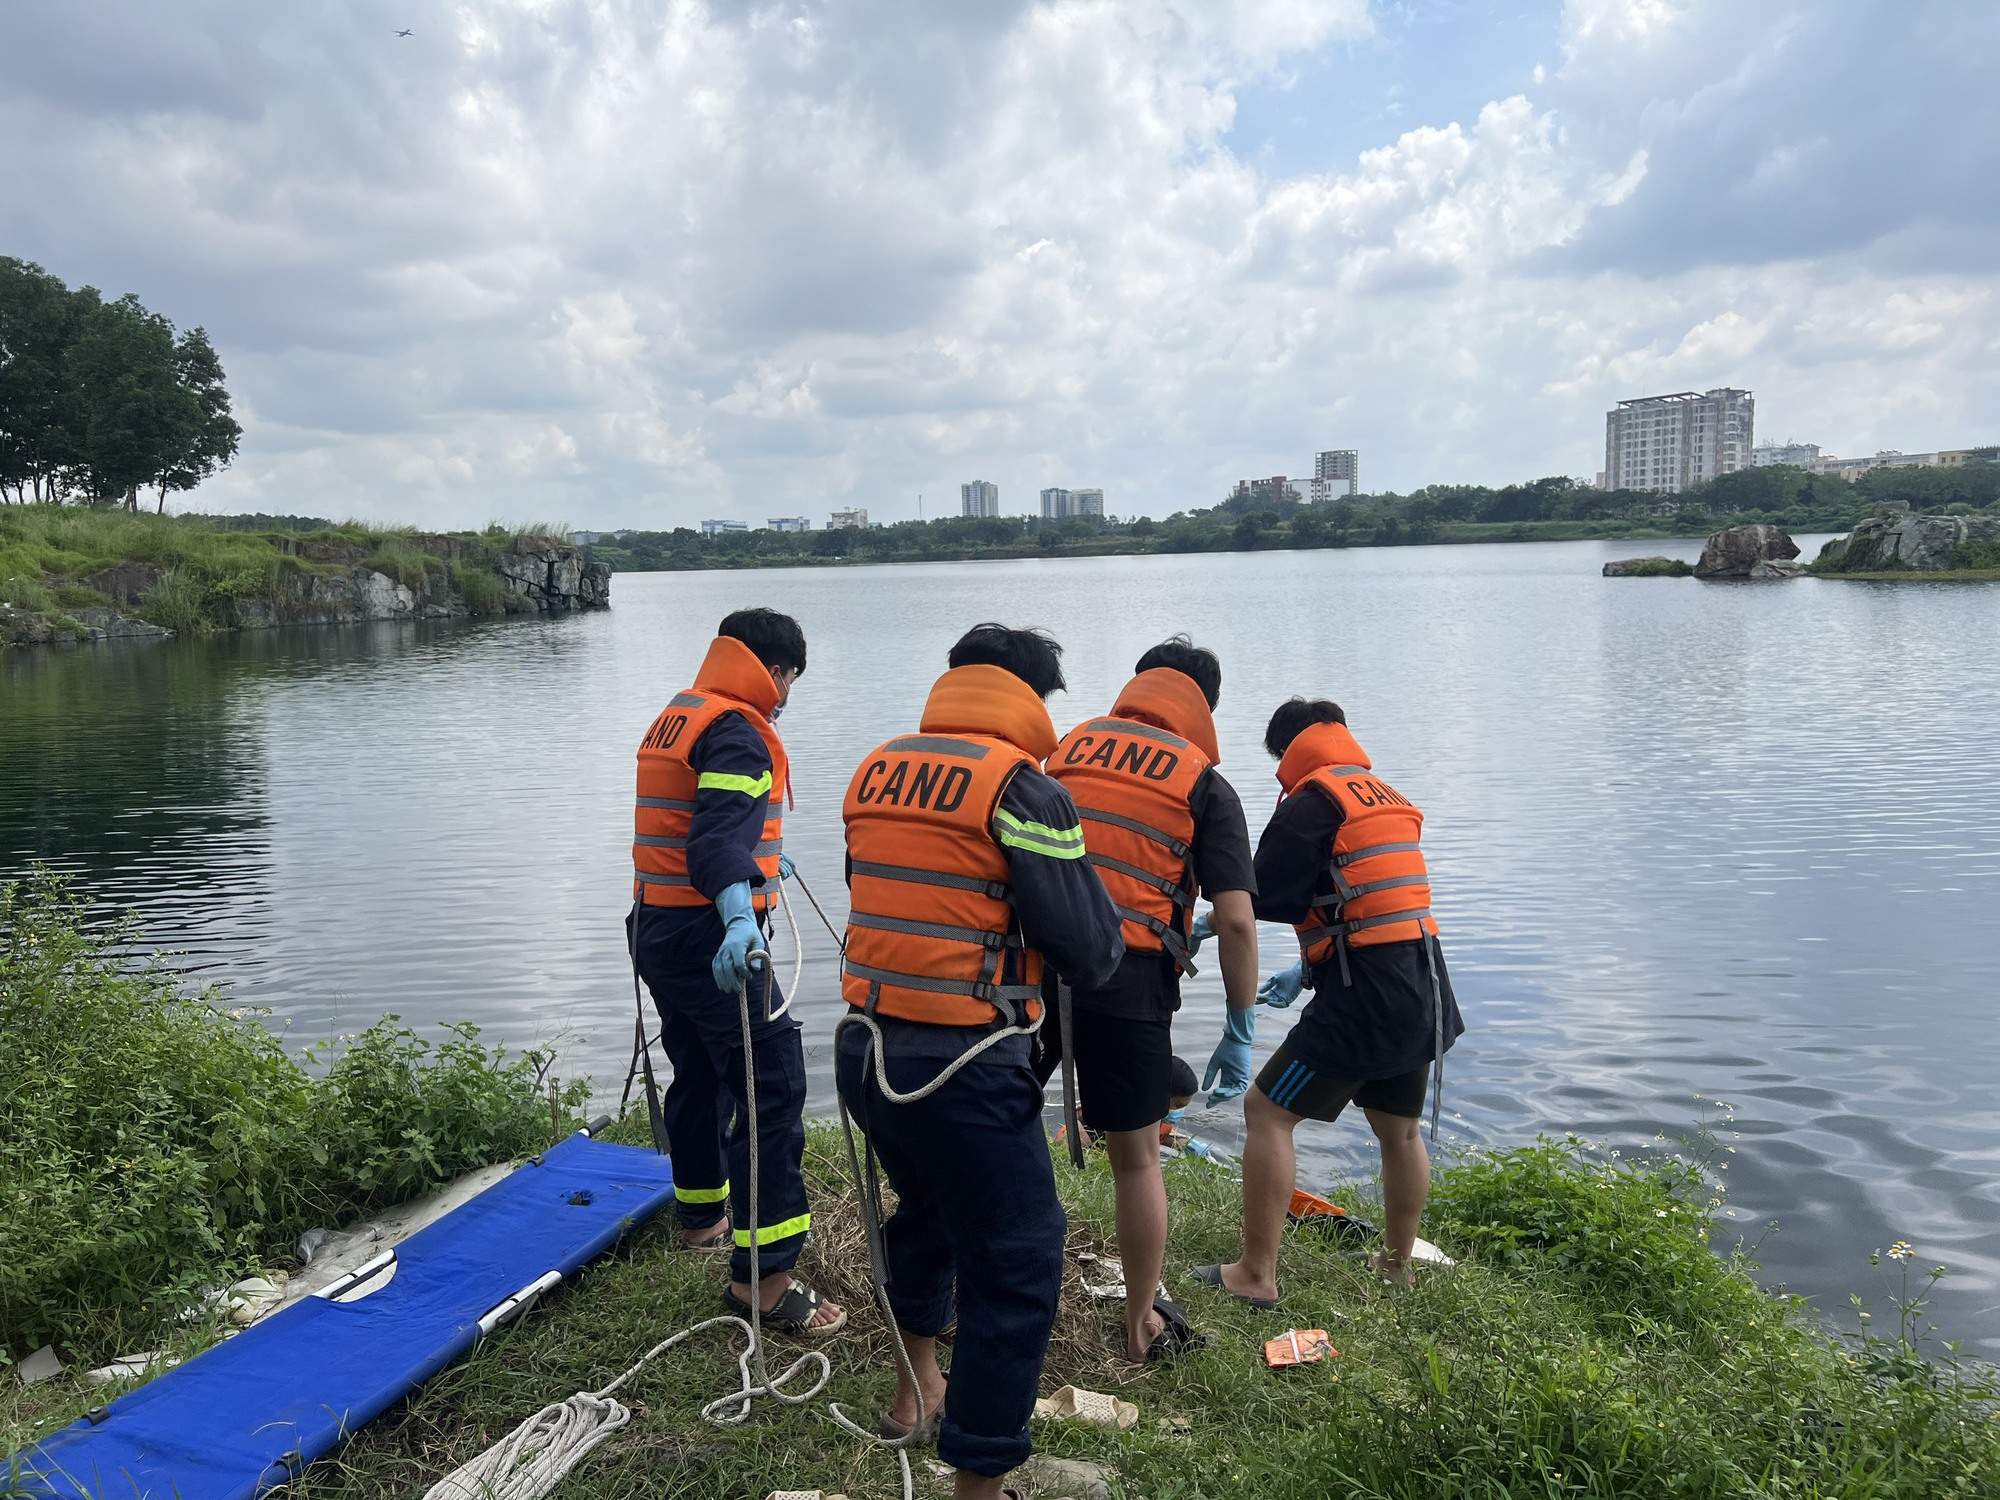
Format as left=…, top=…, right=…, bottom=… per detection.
left=2, top=0, right=1995, bottom=525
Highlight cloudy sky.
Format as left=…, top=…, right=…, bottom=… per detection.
left=3, top=0, right=1994, bottom=529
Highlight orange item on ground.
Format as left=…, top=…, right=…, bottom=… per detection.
left=1264, top=1329, right=1337, bottom=1369
left=1289, top=1188, right=1348, bottom=1220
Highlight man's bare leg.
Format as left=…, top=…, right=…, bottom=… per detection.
left=955, top=1473, right=1009, bottom=1499
left=1105, top=1126, right=1169, bottom=1359
left=1219, top=1085, right=1300, bottom=1302
left=1365, top=1106, right=1429, bottom=1286
left=886, top=1328, right=948, bottom=1431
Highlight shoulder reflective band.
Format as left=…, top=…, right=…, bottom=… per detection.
left=1327, top=764, right=1371, bottom=777
left=881, top=734, right=992, bottom=759
left=993, top=809, right=1087, bottom=859
left=1087, top=851, right=1195, bottom=905
left=669, top=692, right=708, bottom=708
left=1077, top=805, right=1191, bottom=859
left=675, top=1180, right=730, bottom=1204
left=697, top=770, right=774, bottom=797
left=848, top=911, right=1024, bottom=948
left=1085, top=718, right=1188, bottom=749
left=637, top=796, right=698, bottom=811
left=849, top=859, right=1011, bottom=899
left=735, top=1213, right=810, bottom=1247
left=1332, top=840, right=1422, bottom=868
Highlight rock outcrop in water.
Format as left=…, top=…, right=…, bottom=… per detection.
left=1694, top=524, right=1800, bottom=579
left=1603, top=556, right=1692, bottom=577
left=234, top=541, right=609, bottom=628
left=1814, top=512, right=2000, bottom=573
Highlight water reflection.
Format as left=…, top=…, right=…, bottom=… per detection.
left=3, top=541, right=1998, bottom=1355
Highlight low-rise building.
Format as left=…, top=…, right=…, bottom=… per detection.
left=701, top=519, right=749, bottom=536
left=1230, top=476, right=1297, bottom=510
left=827, top=508, right=868, bottom=529
left=1753, top=441, right=1822, bottom=468
left=766, top=516, right=811, bottom=532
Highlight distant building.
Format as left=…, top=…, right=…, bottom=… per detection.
left=961, top=480, right=1000, bottom=518
left=1603, top=389, right=1755, bottom=494
left=1229, top=476, right=1298, bottom=511
left=827, top=508, right=868, bottom=529
left=1072, top=488, right=1104, bottom=517
left=1310, top=449, right=1358, bottom=501
left=1941, top=445, right=2000, bottom=467
left=571, top=530, right=608, bottom=544
left=1810, top=450, right=1940, bottom=481
left=701, top=519, right=749, bottom=536
left=766, top=516, right=811, bottom=532
left=1753, top=441, right=1821, bottom=468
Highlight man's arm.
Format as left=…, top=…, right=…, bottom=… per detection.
left=685, top=713, right=774, bottom=901
left=1190, top=770, right=1259, bottom=1011
left=993, top=765, right=1125, bottom=990
left=1251, top=786, right=1342, bottom=926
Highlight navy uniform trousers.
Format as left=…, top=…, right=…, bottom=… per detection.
left=835, top=1022, right=1066, bottom=1479
left=630, top=903, right=811, bottom=1287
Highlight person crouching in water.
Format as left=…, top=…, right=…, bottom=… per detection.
left=836, top=623, right=1123, bottom=1498
left=628, top=608, right=843, bottom=1334
left=1039, top=636, right=1260, bottom=1360
left=1196, top=697, right=1463, bottom=1301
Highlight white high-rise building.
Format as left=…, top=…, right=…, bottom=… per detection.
left=1072, top=488, right=1104, bottom=517
left=1041, top=486, right=1104, bottom=519
left=961, top=480, right=1000, bottom=517
left=1310, top=449, right=1358, bottom=501
left=1604, top=389, right=1755, bottom=494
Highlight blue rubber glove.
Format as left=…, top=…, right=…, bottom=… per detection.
left=1258, top=960, right=1307, bottom=1010
left=711, top=881, right=765, bottom=992
left=1202, top=1005, right=1256, bottom=1106
left=1187, top=909, right=1215, bottom=955
left=777, top=853, right=796, bottom=880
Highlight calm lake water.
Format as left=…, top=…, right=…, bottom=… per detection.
left=5, top=540, right=1999, bottom=1355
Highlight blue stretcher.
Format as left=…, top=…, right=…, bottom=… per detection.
left=9, top=1130, right=675, bottom=1500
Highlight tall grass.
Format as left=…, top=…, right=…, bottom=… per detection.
left=0, top=870, right=588, bottom=1359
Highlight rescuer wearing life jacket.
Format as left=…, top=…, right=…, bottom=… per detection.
left=628, top=608, right=844, bottom=1336
left=1193, top=697, right=1464, bottom=1304
left=1040, top=637, right=1260, bottom=1362
left=835, top=623, right=1123, bottom=1499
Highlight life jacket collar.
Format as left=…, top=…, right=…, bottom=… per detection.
left=919, top=664, right=1059, bottom=763
left=693, top=634, right=782, bottom=719
left=1277, top=719, right=1372, bottom=793
left=1110, top=668, right=1221, bottom=764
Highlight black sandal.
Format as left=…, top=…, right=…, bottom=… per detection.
left=1141, top=1293, right=1204, bottom=1362
left=1189, top=1263, right=1279, bottom=1311
left=722, top=1277, right=849, bottom=1337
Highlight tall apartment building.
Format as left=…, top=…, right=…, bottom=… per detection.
left=827, top=508, right=868, bottom=529
left=1072, top=488, right=1104, bottom=517
left=1753, top=441, right=1820, bottom=468
left=1311, top=449, right=1358, bottom=501
left=1603, top=389, right=1755, bottom=494
left=961, top=480, right=1000, bottom=517
left=1041, top=487, right=1105, bottom=519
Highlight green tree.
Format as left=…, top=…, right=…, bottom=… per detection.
left=0, top=258, right=89, bottom=504
left=152, top=327, right=241, bottom=512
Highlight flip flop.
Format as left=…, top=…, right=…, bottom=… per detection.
left=722, top=1277, right=849, bottom=1337
left=1141, top=1293, right=1204, bottom=1362
left=679, top=1218, right=731, bottom=1252
left=1188, top=1263, right=1279, bottom=1311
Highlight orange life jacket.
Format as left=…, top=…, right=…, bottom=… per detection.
left=633, top=635, right=787, bottom=913
left=1275, top=720, right=1437, bottom=979
left=841, top=664, right=1059, bottom=1027
left=1047, top=668, right=1217, bottom=974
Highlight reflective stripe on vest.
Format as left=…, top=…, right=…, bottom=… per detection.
left=842, top=728, right=1045, bottom=1028
left=1047, top=711, right=1207, bottom=973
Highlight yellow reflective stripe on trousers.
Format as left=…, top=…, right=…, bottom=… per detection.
left=675, top=1181, right=730, bottom=1204
left=993, top=808, right=1087, bottom=859
left=697, top=769, right=773, bottom=797
left=734, top=1212, right=811, bottom=1246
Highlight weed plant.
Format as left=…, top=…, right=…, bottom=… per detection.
left=0, top=870, right=587, bottom=1360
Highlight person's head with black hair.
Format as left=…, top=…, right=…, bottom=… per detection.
left=1167, top=1055, right=1199, bottom=1111
left=948, top=622, right=1067, bottom=700
left=1135, top=635, right=1222, bottom=709
left=1264, top=696, right=1346, bottom=759
left=718, top=607, right=807, bottom=709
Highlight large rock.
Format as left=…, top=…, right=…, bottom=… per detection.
left=497, top=538, right=612, bottom=611
left=1694, top=524, right=1800, bottom=578
left=236, top=567, right=419, bottom=629
left=81, top=561, right=164, bottom=604
left=74, top=607, right=172, bottom=639
left=1749, top=557, right=1806, bottom=580
left=1815, top=511, right=2000, bottom=572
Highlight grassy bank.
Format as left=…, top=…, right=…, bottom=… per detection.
left=6, top=881, right=1996, bottom=1496
left=0, top=871, right=587, bottom=1361
left=0, top=506, right=578, bottom=642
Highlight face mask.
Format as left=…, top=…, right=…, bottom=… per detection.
left=768, top=705, right=783, bottom=722
left=1164, top=1107, right=1187, bottom=1124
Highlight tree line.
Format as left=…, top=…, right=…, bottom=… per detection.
left=0, top=258, right=241, bottom=510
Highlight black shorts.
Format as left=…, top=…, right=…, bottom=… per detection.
left=1038, top=1005, right=1175, bottom=1134
left=1254, top=1038, right=1427, bottom=1123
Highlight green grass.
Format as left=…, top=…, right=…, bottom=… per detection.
left=0, top=870, right=588, bottom=1363
left=0, top=506, right=567, bottom=639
